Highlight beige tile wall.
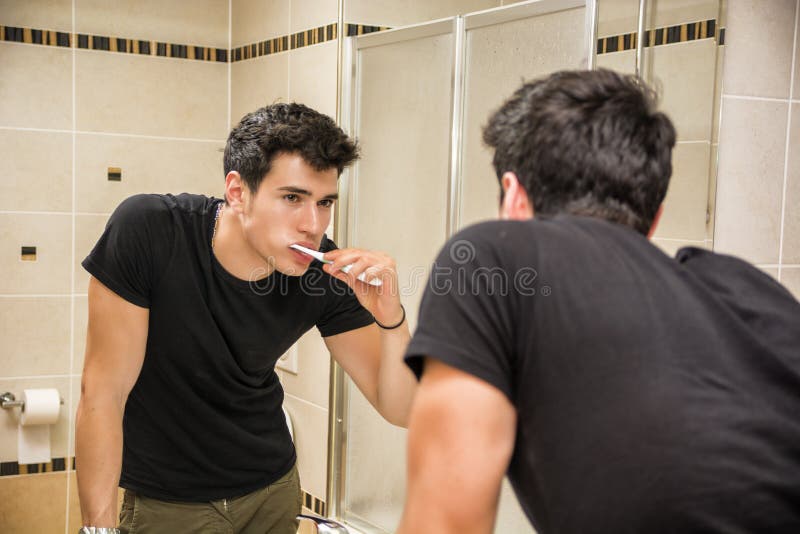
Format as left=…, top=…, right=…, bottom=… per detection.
left=0, top=1, right=229, bottom=530
left=714, top=0, right=800, bottom=289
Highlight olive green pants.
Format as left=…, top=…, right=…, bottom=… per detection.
left=118, top=463, right=301, bottom=534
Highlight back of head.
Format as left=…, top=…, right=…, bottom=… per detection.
left=224, top=102, right=359, bottom=193
left=483, top=69, right=676, bottom=234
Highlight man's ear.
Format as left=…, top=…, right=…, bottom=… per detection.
left=647, top=205, right=664, bottom=238
left=500, top=172, right=534, bottom=220
left=225, top=171, right=246, bottom=213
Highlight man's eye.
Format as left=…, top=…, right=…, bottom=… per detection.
left=285, top=194, right=299, bottom=202
left=319, top=199, right=334, bottom=208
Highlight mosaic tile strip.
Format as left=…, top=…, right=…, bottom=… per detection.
left=1, top=457, right=69, bottom=476
left=1, top=24, right=228, bottom=62
left=302, top=490, right=327, bottom=517
left=597, top=19, right=722, bottom=54
left=230, top=23, right=391, bottom=63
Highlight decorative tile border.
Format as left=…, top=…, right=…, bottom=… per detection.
left=597, top=19, right=724, bottom=54
left=1, top=455, right=327, bottom=518
left=0, top=456, right=72, bottom=476
left=1, top=24, right=228, bottom=62
left=1, top=22, right=391, bottom=63
left=230, top=23, right=390, bottom=63
left=302, top=490, right=327, bottom=516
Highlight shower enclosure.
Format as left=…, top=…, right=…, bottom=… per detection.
left=333, top=1, right=594, bottom=532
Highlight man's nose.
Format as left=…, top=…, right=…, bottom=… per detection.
left=298, top=203, right=324, bottom=234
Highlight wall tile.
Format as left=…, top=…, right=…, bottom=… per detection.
left=595, top=48, right=636, bottom=74
left=597, top=0, right=639, bottom=37
left=344, top=0, right=499, bottom=27
left=782, top=103, right=800, bottom=263
left=650, top=39, right=717, bottom=142
left=722, top=0, right=796, bottom=98
left=0, top=43, right=72, bottom=130
left=794, top=11, right=800, bottom=100
left=650, top=0, right=719, bottom=31
left=0, top=376, right=71, bottom=462
left=0, top=213, right=71, bottom=294
left=74, top=214, right=110, bottom=294
left=0, top=129, right=72, bottom=213
left=291, top=0, right=337, bottom=33
left=0, top=0, right=73, bottom=32
left=0, top=297, right=71, bottom=376
left=75, top=50, right=228, bottom=139
left=711, top=46, right=724, bottom=145
left=72, top=296, right=88, bottom=375
left=288, top=41, right=337, bottom=118
left=279, top=330, right=331, bottom=410
left=714, top=98, right=787, bottom=264
left=68, top=375, right=80, bottom=458
left=0, top=472, right=67, bottom=532
left=282, top=395, right=328, bottom=499
left=708, top=143, right=719, bottom=243
left=75, top=134, right=224, bottom=214
left=758, top=266, right=780, bottom=281
left=232, top=0, right=290, bottom=47
left=76, top=0, right=229, bottom=48
left=652, top=142, right=712, bottom=241
left=782, top=268, right=800, bottom=299
left=231, top=53, right=289, bottom=128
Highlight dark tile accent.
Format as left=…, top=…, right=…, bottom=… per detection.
left=56, top=31, right=70, bottom=47
left=654, top=28, right=664, bottom=46
left=216, top=48, right=227, bottom=62
left=108, top=167, right=122, bottom=181
left=304, top=492, right=312, bottom=508
left=52, top=458, right=66, bottom=471
left=606, top=35, right=618, bottom=53
left=708, top=19, right=716, bottom=39
left=1, top=462, right=20, bottom=476
left=93, top=35, right=110, bottom=51
left=5, top=26, right=23, bottom=42
left=31, top=29, right=43, bottom=44
left=156, top=42, right=167, bottom=56
left=622, top=33, right=631, bottom=50
left=77, top=34, right=88, bottom=48
left=719, top=27, right=725, bottom=45
left=21, top=246, right=37, bottom=261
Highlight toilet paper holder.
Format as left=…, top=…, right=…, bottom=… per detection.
left=0, top=392, right=64, bottom=410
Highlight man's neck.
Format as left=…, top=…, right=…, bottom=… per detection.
left=212, top=206, right=275, bottom=281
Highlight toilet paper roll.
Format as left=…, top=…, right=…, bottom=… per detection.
left=18, top=388, right=61, bottom=465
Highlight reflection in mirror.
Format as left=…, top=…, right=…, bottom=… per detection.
left=334, top=1, right=725, bottom=533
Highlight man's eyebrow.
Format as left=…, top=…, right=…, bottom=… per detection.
left=277, top=186, right=338, bottom=200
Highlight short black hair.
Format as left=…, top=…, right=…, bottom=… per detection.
left=483, top=69, right=676, bottom=234
left=224, top=103, right=359, bottom=193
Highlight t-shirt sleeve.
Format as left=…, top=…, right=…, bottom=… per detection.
left=404, top=223, right=518, bottom=401
left=81, top=194, right=175, bottom=308
left=315, top=235, right=376, bottom=337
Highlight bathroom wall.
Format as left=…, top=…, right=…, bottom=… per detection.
left=714, top=0, right=800, bottom=298
left=0, top=0, right=228, bottom=530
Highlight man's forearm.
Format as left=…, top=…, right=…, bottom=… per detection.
left=377, top=322, right=417, bottom=427
left=75, top=394, right=124, bottom=527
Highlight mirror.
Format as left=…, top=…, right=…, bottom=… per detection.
left=332, top=1, right=725, bottom=533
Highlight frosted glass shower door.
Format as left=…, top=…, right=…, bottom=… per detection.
left=458, top=3, right=589, bottom=229
left=341, top=19, right=456, bottom=533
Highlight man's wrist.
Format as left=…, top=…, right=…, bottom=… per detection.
left=79, top=527, right=120, bottom=534
left=375, top=304, right=406, bottom=330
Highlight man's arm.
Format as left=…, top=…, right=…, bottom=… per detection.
left=76, top=277, right=148, bottom=527
left=324, top=320, right=416, bottom=427
left=320, top=247, right=417, bottom=427
left=397, top=358, right=517, bottom=534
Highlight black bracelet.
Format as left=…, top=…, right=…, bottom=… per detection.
left=375, top=305, right=406, bottom=330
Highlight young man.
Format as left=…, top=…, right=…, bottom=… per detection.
left=400, top=70, right=800, bottom=533
left=76, top=103, right=416, bottom=534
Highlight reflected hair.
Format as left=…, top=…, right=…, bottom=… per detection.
left=224, top=102, right=359, bottom=194
left=483, top=69, right=676, bottom=234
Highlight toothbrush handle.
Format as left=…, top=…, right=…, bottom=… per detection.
left=340, top=264, right=383, bottom=286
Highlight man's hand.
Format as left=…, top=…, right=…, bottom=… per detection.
left=321, top=247, right=403, bottom=326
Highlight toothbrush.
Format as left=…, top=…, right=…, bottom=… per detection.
left=290, top=244, right=383, bottom=286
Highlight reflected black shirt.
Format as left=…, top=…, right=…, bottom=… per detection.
left=83, top=193, right=374, bottom=501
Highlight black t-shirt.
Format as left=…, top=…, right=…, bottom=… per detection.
left=83, top=193, right=374, bottom=501
left=406, top=215, right=800, bottom=534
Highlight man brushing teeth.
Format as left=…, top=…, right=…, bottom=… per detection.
left=76, top=103, right=416, bottom=534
